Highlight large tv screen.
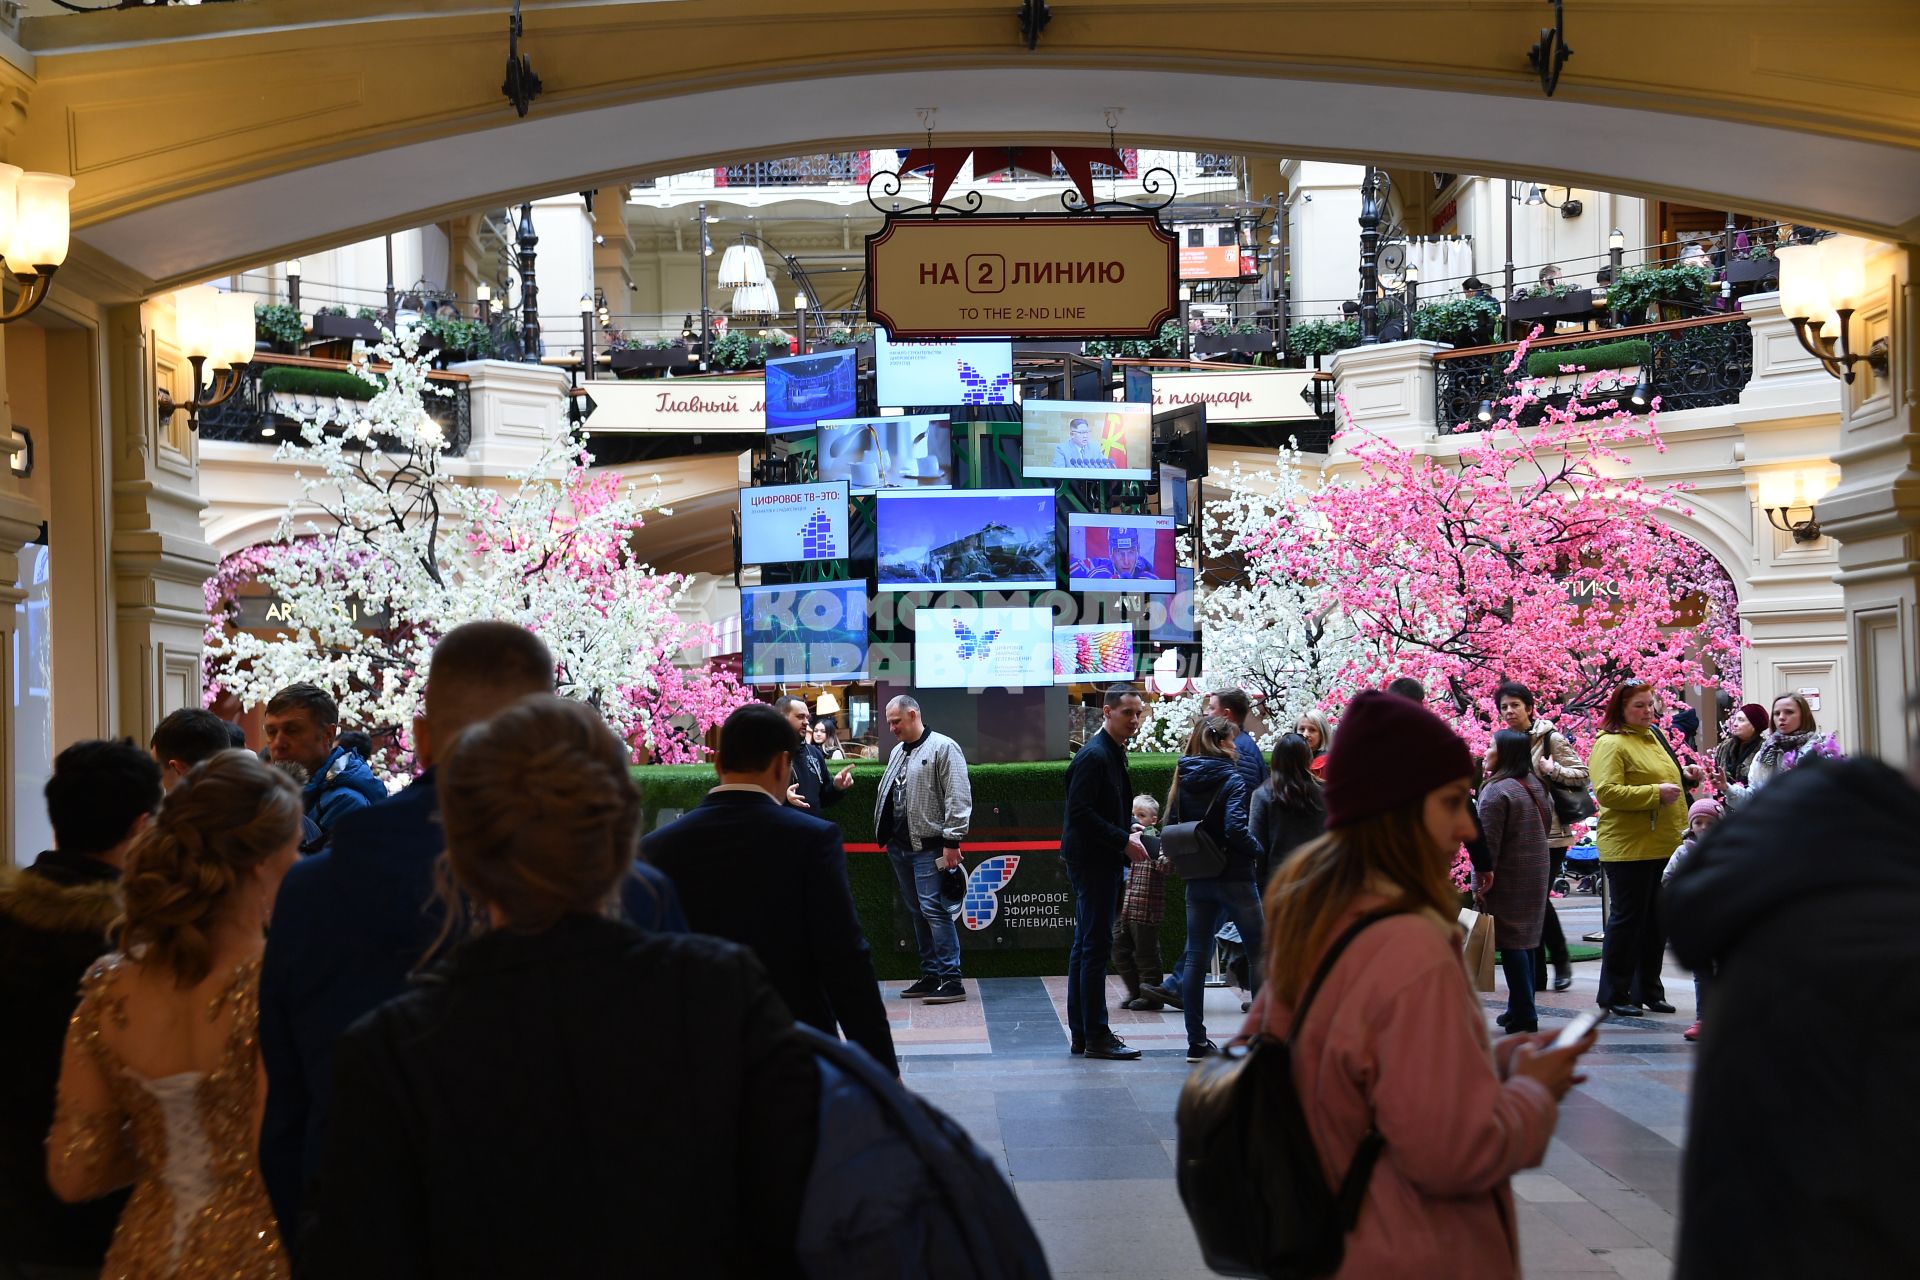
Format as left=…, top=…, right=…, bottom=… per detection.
left=1052, top=624, right=1136, bottom=681
left=875, top=331, right=1014, bottom=407
left=1067, top=514, right=1179, bottom=593
left=874, top=488, right=1057, bottom=592
left=1022, top=400, right=1153, bottom=481
left=741, top=582, right=869, bottom=686
left=765, top=348, right=857, bottom=434
left=739, top=481, right=849, bottom=567
left=914, top=605, right=1054, bottom=691
left=817, top=416, right=953, bottom=493
left=1149, top=566, right=1198, bottom=643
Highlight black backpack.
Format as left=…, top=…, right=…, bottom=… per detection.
left=1174, top=910, right=1401, bottom=1278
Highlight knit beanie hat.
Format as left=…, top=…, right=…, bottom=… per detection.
left=1323, top=691, right=1474, bottom=829
left=1687, top=798, right=1723, bottom=824
left=1739, top=703, right=1769, bottom=735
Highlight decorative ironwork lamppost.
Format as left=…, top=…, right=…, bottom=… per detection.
left=1357, top=165, right=1384, bottom=344
left=515, top=201, right=540, bottom=360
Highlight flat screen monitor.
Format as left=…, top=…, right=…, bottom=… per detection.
left=874, top=488, right=1057, bottom=592
left=875, top=331, right=1014, bottom=407
left=816, top=415, right=954, bottom=493
left=1052, top=624, right=1136, bottom=681
left=1066, top=514, right=1179, bottom=593
left=913, top=605, right=1054, bottom=691
left=1160, top=463, right=1190, bottom=528
left=765, top=348, right=857, bottom=434
left=740, top=582, right=869, bottom=686
left=1149, top=566, right=1198, bottom=643
left=1022, top=400, right=1153, bottom=481
left=738, top=481, right=849, bottom=567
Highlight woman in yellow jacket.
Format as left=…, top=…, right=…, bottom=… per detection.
left=1588, top=680, right=1704, bottom=1019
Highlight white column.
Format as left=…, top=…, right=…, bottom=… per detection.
left=1324, top=339, right=1449, bottom=460
left=530, top=194, right=596, bottom=358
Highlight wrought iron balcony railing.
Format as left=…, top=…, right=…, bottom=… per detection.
left=1434, top=314, right=1753, bottom=433
left=194, top=354, right=473, bottom=455
left=714, top=152, right=873, bottom=187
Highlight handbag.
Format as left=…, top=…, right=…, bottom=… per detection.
left=1175, top=910, right=1402, bottom=1279
left=1542, top=731, right=1598, bottom=825
left=1461, top=905, right=1497, bottom=993
left=1161, top=783, right=1228, bottom=880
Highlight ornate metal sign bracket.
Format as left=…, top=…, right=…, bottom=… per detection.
left=1528, top=0, right=1573, bottom=98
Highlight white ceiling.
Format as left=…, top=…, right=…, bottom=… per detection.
left=77, top=66, right=1920, bottom=288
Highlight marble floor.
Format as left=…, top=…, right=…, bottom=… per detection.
left=894, top=898, right=1696, bottom=1279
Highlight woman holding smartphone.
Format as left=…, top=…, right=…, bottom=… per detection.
left=1244, top=692, right=1594, bottom=1279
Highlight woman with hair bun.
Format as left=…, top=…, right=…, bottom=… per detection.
left=47, top=749, right=302, bottom=1278
left=306, top=695, right=820, bottom=1277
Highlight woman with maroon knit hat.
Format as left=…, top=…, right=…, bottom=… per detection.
left=1239, top=691, right=1595, bottom=1279
left=1713, top=702, right=1768, bottom=796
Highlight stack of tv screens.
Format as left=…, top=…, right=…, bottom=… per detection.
left=765, top=348, right=857, bottom=434
left=875, top=331, right=1014, bottom=407
left=874, top=488, right=1056, bottom=592
left=741, top=582, right=870, bottom=686
left=1021, top=400, right=1153, bottom=480
left=913, top=605, right=1054, bottom=690
left=816, top=415, right=953, bottom=492
left=738, top=481, right=850, bottom=567
left=1066, top=514, right=1179, bottom=592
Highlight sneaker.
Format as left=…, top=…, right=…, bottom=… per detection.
left=1084, top=1037, right=1143, bottom=1061
left=923, top=979, right=967, bottom=1005
left=900, top=977, right=940, bottom=999
left=1125, top=996, right=1165, bottom=1012
left=1186, top=1040, right=1218, bottom=1063
left=1683, top=1020, right=1701, bottom=1042
left=1139, top=983, right=1184, bottom=1010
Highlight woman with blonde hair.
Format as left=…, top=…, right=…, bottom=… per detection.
left=1244, top=692, right=1592, bottom=1278
left=305, top=695, right=819, bottom=1276
left=1294, top=709, right=1334, bottom=781
left=47, top=750, right=303, bottom=1279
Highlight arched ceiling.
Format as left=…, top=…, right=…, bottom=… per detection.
left=11, top=0, right=1919, bottom=293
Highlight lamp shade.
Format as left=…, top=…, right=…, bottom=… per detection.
left=1817, top=235, right=1870, bottom=314
left=173, top=285, right=221, bottom=364
left=0, top=164, right=20, bottom=270
left=717, top=241, right=767, bottom=288
left=213, top=290, right=258, bottom=369
left=731, top=281, right=778, bottom=314
left=1774, top=241, right=1829, bottom=325
left=815, top=691, right=842, bottom=716
left=7, top=172, right=73, bottom=271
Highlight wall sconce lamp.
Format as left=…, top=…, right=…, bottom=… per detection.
left=159, top=286, right=256, bottom=431
left=0, top=166, right=74, bottom=325
left=1776, top=236, right=1890, bottom=384
left=1758, top=470, right=1835, bottom=545
left=1629, top=377, right=1651, bottom=409
left=6, top=425, right=30, bottom=477
left=1763, top=500, right=1822, bottom=544
left=1519, top=183, right=1582, bottom=219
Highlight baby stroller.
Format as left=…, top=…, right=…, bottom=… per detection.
left=1556, top=843, right=1602, bottom=896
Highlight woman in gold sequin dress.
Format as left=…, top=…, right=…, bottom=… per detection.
left=46, top=750, right=302, bottom=1280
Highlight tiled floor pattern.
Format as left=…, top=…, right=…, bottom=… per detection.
left=898, top=898, right=1697, bottom=1278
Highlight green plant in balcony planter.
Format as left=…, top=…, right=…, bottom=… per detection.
left=710, top=330, right=755, bottom=369
left=254, top=302, right=304, bottom=349
left=316, top=304, right=349, bottom=318
left=1413, top=295, right=1501, bottom=346
left=420, top=315, right=491, bottom=359
left=354, top=307, right=380, bottom=323
left=1286, top=318, right=1361, bottom=359
left=1607, top=264, right=1711, bottom=325
left=1084, top=318, right=1184, bottom=360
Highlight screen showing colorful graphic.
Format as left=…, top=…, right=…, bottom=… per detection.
left=875, top=488, right=1057, bottom=592
left=741, top=582, right=869, bottom=686
left=1149, top=566, right=1198, bottom=643
left=914, top=606, right=1054, bottom=690
left=1052, top=624, right=1136, bottom=681
left=816, top=416, right=954, bottom=492
left=738, top=481, right=849, bottom=567
left=1021, top=400, right=1154, bottom=481
left=875, top=331, right=1014, bottom=407
left=765, top=348, right=857, bottom=434
left=1067, top=514, right=1178, bottom=593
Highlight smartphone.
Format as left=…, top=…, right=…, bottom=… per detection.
left=1551, top=1008, right=1611, bottom=1050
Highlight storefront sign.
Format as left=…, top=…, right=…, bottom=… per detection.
left=867, top=214, right=1177, bottom=339
left=584, top=378, right=766, bottom=434
left=878, top=842, right=1075, bottom=949
left=1149, top=369, right=1319, bottom=422
left=233, top=592, right=390, bottom=632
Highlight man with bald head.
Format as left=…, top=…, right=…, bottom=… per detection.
left=257, top=621, right=686, bottom=1243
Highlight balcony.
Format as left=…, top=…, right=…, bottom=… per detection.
left=194, top=352, right=473, bottom=455
left=713, top=152, right=872, bottom=187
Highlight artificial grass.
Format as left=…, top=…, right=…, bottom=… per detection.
left=1523, top=338, right=1650, bottom=378
left=259, top=365, right=378, bottom=401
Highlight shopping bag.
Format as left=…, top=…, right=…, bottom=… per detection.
left=1460, top=905, right=1497, bottom=993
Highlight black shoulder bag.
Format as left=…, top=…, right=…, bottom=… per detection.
left=1175, top=910, right=1402, bottom=1279
left=1160, top=782, right=1228, bottom=880
left=1544, top=731, right=1598, bottom=825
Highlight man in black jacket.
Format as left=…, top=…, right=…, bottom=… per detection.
left=0, top=740, right=161, bottom=1277
left=1059, top=683, right=1150, bottom=1061
left=1665, top=753, right=1920, bottom=1279
left=651, top=702, right=898, bottom=1074
left=777, top=693, right=851, bottom=814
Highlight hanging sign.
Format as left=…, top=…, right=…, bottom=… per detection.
left=581, top=378, right=766, bottom=433
left=1148, top=370, right=1320, bottom=423
left=867, top=213, right=1178, bottom=339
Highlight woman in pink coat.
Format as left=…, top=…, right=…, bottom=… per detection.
left=1244, top=691, right=1595, bottom=1279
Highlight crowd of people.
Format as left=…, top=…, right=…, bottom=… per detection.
left=1, top=622, right=1914, bottom=1279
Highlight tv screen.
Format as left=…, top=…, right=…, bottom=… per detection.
left=1022, top=400, right=1153, bottom=481
left=740, top=582, right=869, bottom=686
left=1159, top=463, right=1189, bottom=527
left=875, top=488, right=1057, bottom=592
left=817, top=416, right=953, bottom=492
left=1149, top=566, right=1198, bottom=643
left=765, top=348, right=857, bottom=434
left=875, top=331, right=1014, bottom=407
left=1067, top=514, right=1179, bottom=593
left=738, top=481, right=849, bottom=567
left=914, top=606, right=1054, bottom=691
left=1052, top=624, right=1136, bottom=681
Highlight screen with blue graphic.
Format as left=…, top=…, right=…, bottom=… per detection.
left=875, top=330, right=1014, bottom=407
left=765, top=348, right=857, bottom=434
left=875, top=488, right=1057, bottom=592
left=739, top=481, right=849, bottom=567
left=912, top=605, right=1054, bottom=690
left=740, top=582, right=869, bottom=686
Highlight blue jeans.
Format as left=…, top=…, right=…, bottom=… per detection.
left=888, top=844, right=962, bottom=981
left=1181, top=876, right=1264, bottom=1047
left=1502, top=944, right=1539, bottom=1030
left=1064, top=855, right=1123, bottom=1044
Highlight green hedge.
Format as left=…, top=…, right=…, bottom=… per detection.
left=635, top=755, right=1197, bottom=979
left=259, top=366, right=378, bottom=400
left=1523, top=339, right=1650, bottom=379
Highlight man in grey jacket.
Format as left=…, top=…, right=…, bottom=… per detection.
left=876, top=694, right=973, bottom=1003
